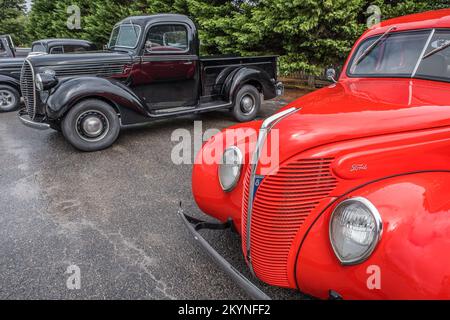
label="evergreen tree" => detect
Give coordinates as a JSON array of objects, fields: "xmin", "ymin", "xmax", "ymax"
[
  {"xmin": 0, "ymin": 0, "xmax": 28, "ymax": 45},
  {"xmin": 23, "ymin": 0, "xmax": 450, "ymax": 73}
]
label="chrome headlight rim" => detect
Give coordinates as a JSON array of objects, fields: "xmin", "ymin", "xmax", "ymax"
[
  {"xmin": 329, "ymin": 197, "xmax": 383, "ymax": 266},
  {"xmin": 35, "ymin": 69, "xmax": 57, "ymax": 92},
  {"xmin": 218, "ymin": 146, "xmax": 243, "ymax": 193},
  {"xmin": 35, "ymin": 73, "xmax": 44, "ymax": 91}
]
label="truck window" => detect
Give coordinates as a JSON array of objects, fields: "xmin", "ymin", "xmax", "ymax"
[
  {"xmin": 109, "ymin": 24, "xmax": 141, "ymax": 49},
  {"xmin": 63, "ymin": 45, "xmax": 88, "ymax": 53},
  {"xmin": 50, "ymin": 46, "xmax": 64, "ymax": 54},
  {"xmin": 32, "ymin": 43, "xmax": 46, "ymax": 53},
  {"xmin": 0, "ymin": 41, "xmax": 5, "ymax": 54},
  {"xmin": 145, "ymin": 24, "xmax": 188, "ymax": 54}
]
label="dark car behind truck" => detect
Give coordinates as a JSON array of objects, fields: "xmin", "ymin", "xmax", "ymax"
[
  {"xmin": 0, "ymin": 35, "xmax": 30, "ymax": 59},
  {"xmin": 18, "ymin": 14, "xmax": 283, "ymax": 152},
  {"xmin": 0, "ymin": 38, "xmax": 96, "ymax": 112}
]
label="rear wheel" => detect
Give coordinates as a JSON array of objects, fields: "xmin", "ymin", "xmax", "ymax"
[
  {"xmin": 0, "ymin": 85, "xmax": 20, "ymax": 113},
  {"xmin": 231, "ymin": 85, "xmax": 261, "ymax": 122},
  {"xmin": 61, "ymin": 99, "xmax": 120, "ymax": 152}
]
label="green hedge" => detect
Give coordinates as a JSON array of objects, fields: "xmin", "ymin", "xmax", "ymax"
[{"xmin": 8, "ymin": 0, "xmax": 450, "ymax": 74}]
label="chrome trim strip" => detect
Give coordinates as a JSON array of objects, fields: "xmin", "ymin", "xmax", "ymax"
[
  {"xmin": 412, "ymin": 29, "xmax": 435, "ymax": 78},
  {"xmin": 245, "ymin": 107, "xmax": 300, "ymax": 274}
]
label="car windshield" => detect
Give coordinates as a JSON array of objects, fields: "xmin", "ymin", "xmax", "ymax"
[
  {"xmin": 108, "ymin": 24, "xmax": 141, "ymax": 49},
  {"xmin": 348, "ymin": 29, "xmax": 450, "ymax": 83}
]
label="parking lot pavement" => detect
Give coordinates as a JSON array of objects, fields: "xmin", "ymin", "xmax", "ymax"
[{"xmin": 0, "ymin": 89, "xmax": 308, "ymax": 300}]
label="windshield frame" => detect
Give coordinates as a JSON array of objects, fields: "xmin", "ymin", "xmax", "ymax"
[
  {"xmin": 345, "ymin": 28, "xmax": 450, "ymax": 84},
  {"xmin": 108, "ymin": 23, "xmax": 142, "ymax": 50}
]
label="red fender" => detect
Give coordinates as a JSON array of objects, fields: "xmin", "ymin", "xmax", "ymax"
[
  {"xmin": 296, "ymin": 172, "xmax": 450, "ymax": 300},
  {"xmin": 192, "ymin": 121, "xmax": 261, "ymax": 232}
]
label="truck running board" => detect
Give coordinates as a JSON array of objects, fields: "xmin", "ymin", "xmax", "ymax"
[
  {"xmin": 178, "ymin": 204, "xmax": 271, "ymax": 300},
  {"xmin": 149, "ymin": 101, "xmax": 232, "ymax": 118}
]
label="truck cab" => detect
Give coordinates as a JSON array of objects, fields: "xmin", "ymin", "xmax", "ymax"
[{"xmin": 19, "ymin": 14, "xmax": 283, "ymax": 152}]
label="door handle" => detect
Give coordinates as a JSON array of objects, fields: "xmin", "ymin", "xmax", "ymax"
[{"xmin": 182, "ymin": 61, "xmax": 193, "ymax": 65}]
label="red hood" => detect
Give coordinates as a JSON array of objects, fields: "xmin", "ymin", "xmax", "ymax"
[{"xmin": 272, "ymin": 78, "xmax": 450, "ymax": 163}]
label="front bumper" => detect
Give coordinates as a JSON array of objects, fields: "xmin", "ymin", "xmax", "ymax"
[
  {"xmin": 18, "ymin": 110, "xmax": 50, "ymax": 130},
  {"xmin": 178, "ymin": 206, "xmax": 271, "ymax": 300}
]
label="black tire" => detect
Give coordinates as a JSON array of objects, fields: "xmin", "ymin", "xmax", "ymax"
[
  {"xmin": 0, "ymin": 84, "xmax": 20, "ymax": 113},
  {"xmin": 61, "ymin": 99, "xmax": 120, "ymax": 152},
  {"xmin": 231, "ymin": 85, "xmax": 261, "ymax": 122}
]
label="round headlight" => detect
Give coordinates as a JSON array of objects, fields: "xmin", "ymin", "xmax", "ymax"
[
  {"xmin": 219, "ymin": 147, "xmax": 243, "ymax": 192},
  {"xmin": 329, "ymin": 197, "xmax": 382, "ymax": 265},
  {"xmin": 35, "ymin": 69, "xmax": 57, "ymax": 92},
  {"xmin": 35, "ymin": 73, "xmax": 44, "ymax": 91}
]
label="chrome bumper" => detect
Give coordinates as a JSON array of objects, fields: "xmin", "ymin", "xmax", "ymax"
[
  {"xmin": 276, "ymin": 82, "xmax": 284, "ymax": 97},
  {"xmin": 178, "ymin": 205, "xmax": 271, "ymax": 300},
  {"xmin": 18, "ymin": 111, "xmax": 50, "ymax": 131}
]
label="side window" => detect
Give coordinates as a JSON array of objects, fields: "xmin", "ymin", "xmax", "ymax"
[
  {"xmin": 0, "ymin": 41, "xmax": 5, "ymax": 53},
  {"xmin": 144, "ymin": 24, "xmax": 188, "ymax": 54},
  {"xmin": 416, "ymin": 30, "xmax": 450, "ymax": 81},
  {"xmin": 63, "ymin": 45, "xmax": 88, "ymax": 53},
  {"xmin": 50, "ymin": 46, "xmax": 63, "ymax": 54},
  {"xmin": 32, "ymin": 43, "xmax": 46, "ymax": 53}
]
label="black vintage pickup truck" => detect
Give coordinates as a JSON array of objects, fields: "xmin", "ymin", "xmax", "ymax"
[
  {"xmin": 0, "ymin": 37, "xmax": 95, "ymax": 112},
  {"xmin": 18, "ymin": 14, "xmax": 283, "ymax": 152}
]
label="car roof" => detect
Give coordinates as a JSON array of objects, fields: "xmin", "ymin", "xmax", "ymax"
[
  {"xmin": 32, "ymin": 39, "xmax": 94, "ymax": 47},
  {"xmin": 117, "ymin": 14, "xmax": 194, "ymax": 28},
  {"xmin": 365, "ymin": 9, "xmax": 450, "ymax": 37}
]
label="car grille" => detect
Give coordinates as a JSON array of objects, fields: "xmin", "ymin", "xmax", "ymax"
[
  {"xmin": 20, "ymin": 60, "xmax": 36, "ymax": 119},
  {"xmin": 242, "ymin": 157, "xmax": 338, "ymax": 288}
]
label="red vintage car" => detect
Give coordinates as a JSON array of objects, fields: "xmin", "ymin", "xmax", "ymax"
[{"xmin": 180, "ymin": 9, "xmax": 450, "ymax": 300}]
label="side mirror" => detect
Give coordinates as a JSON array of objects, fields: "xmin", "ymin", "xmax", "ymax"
[
  {"xmin": 326, "ymin": 68, "xmax": 337, "ymax": 83},
  {"xmin": 103, "ymin": 44, "xmax": 109, "ymax": 51}
]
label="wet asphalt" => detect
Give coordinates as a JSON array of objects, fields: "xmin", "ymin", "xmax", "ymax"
[{"xmin": 0, "ymin": 90, "xmax": 307, "ymax": 300}]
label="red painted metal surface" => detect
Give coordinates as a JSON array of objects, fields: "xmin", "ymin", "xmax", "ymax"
[{"xmin": 192, "ymin": 9, "xmax": 450, "ymax": 299}]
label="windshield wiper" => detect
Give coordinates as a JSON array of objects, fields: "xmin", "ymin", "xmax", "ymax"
[
  {"xmin": 422, "ymin": 40, "xmax": 450, "ymax": 59},
  {"xmin": 354, "ymin": 26, "xmax": 397, "ymax": 66}
]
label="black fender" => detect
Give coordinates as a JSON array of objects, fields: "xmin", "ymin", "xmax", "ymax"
[
  {"xmin": 46, "ymin": 77, "xmax": 149, "ymax": 125},
  {"xmin": 0, "ymin": 75, "xmax": 20, "ymax": 92},
  {"xmin": 222, "ymin": 67, "xmax": 277, "ymax": 103}
]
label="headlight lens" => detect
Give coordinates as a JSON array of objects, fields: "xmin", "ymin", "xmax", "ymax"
[
  {"xmin": 35, "ymin": 69, "xmax": 57, "ymax": 91},
  {"xmin": 330, "ymin": 197, "xmax": 382, "ymax": 265},
  {"xmin": 35, "ymin": 74, "xmax": 44, "ymax": 91},
  {"xmin": 219, "ymin": 147, "xmax": 243, "ymax": 192}
]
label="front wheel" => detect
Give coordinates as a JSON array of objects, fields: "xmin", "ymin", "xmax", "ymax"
[
  {"xmin": 231, "ymin": 85, "xmax": 261, "ymax": 122},
  {"xmin": 0, "ymin": 85, "xmax": 20, "ymax": 113},
  {"xmin": 61, "ymin": 99, "xmax": 120, "ymax": 152}
]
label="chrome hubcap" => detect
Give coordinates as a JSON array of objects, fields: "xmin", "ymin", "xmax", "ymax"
[
  {"xmin": 76, "ymin": 110, "xmax": 110, "ymax": 142},
  {"xmin": 0, "ymin": 89, "xmax": 16, "ymax": 110},
  {"xmin": 82, "ymin": 116, "xmax": 104, "ymax": 137},
  {"xmin": 240, "ymin": 95, "xmax": 255, "ymax": 114}
]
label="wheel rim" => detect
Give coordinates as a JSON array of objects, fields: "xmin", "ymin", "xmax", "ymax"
[
  {"xmin": 76, "ymin": 110, "xmax": 110, "ymax": 142},
  {"xmin": 0, "ymin": 89, "xmax": 16, "ymax": 111},
  {"xmin": 240, "ymin": 94, "xmax": 256, "ymax": 115}
]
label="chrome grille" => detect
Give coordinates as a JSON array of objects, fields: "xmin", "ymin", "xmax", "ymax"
[
  {"xmin": 242, "ymin": 157, "xmax": 338, "ymax": 288},
  {"xmin": 20, "ymin": 60, "xmax": 36, "ymax": 119}
]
